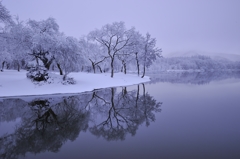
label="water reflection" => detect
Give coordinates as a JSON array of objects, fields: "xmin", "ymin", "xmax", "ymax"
[
  {"xmin": 0, "ymin": 84, "xmax": 161, "ymax": 159},
  {"xmin": 90, "ymin": 86, "xmax": 161, "ymax": 141},
  {"xmin": 148, "ymin": 71, "xmax": 240, "ymax": 84}
]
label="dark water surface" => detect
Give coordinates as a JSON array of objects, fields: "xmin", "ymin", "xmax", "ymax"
[{"xmin": 0, "ymin": 71, "xmax": 240, "ymax": 159}]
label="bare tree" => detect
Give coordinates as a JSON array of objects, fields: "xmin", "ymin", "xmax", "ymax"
[
  {"xmin": 79, "ymin": 38, "xmax": 109, "ymax": 73},
  {"xmin": 88, "ymin": 22, "xmax": 134, "ymax": 77},
  {"xmin": 141, "ymin": 33, "xmax": 162, "ymax": 78},
  {"xmin": 120, "ymin": 30, "xmax": 144, "ymax": 75}
]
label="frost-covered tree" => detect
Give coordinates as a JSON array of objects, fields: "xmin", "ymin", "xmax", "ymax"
[
  {"xmin": 0, "ymin": 49, "xmax": 11, "ymax": 71},
  {"xmin": 0, "ymin": 1, "xmax": 12, "ymax": 24},
  {"xmin": 6, "ymin": 18, "xmax": 32, "ymax": 71},
  {"xmin": 27, "ymin": 17, "xmax": 59, "ymax": 70},
  {"xmin": 88, "ymin": 22, "xmax": 135, "ymax": 77},
  {"xmin": 0, "ymin": 29, "xmax": 9, "ymax": 71},
  {"xmin": 116, "ymin": 44, "xmax": 137, "ymax": 74},
  {"xmin": 24, "ymin": 17, "xmax": 61, "ymax": 82},
  {"xmin": 121, "ymin": 30, "xmax": 145, "ymax": 75},
  {"xmin": 54, "ymin": 35, "xmax": 83, "ymax": 80},
  {"xmin": 140, "ymin": 33, "xmax": 161, "ymax": 78},
  {"xmin": 79, "ymin": 37, "xmax": 109, "ymax": 73},
  {"xmin": 0, "ymin": 2, "xmax": 12, "ymax": 71}
]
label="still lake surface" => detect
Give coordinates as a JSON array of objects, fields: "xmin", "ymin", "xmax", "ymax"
[{"xmin": 0, "ymin": 71, "xmax": 240, "ymax": 159}]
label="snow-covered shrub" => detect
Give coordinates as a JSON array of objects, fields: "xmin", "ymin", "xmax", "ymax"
[
  {"xmin": 26, "ymin": 67, "xmax": 49, "ymax": 82},
  {"xmin": 27, "ymin": 67, "xmax": 77, "ymax": 85},
  {"xmin": 61, "ymin": 77, "xmax": 76, "ymax": 85},
  {"xmin": 45, "ymin": 73, "xmax": 76, "ymax": 85}
]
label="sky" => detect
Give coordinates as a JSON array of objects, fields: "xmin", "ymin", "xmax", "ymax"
[{"xmin": 2, "ymin": 0, "xmax": 240, "ymax": 56}]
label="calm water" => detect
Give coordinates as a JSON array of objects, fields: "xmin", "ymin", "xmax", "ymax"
[{"xmin": 0, "ymin": 71, "xmax": 240, "ymax": 159}]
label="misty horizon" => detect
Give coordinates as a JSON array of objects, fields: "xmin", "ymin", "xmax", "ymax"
[{"xmin": 2, "ymin": 0, "xmax": 240, "ymax": 56}]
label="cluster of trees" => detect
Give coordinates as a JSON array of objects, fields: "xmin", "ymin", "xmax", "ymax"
[
  {"xmin": 148, "ymin": 55, "xmax": 240, "ymax": 72},
  {"xmin": 0, "ymin": 2, "xmax": 161, "ymax": 81}
]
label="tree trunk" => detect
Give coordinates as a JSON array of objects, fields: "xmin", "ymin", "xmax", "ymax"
[
  {"xmin": 57, "ymin": 63, "xmax": 63, "ymax": 75},
  {"xmin": 110, "ymin": 58, "xmax": 114, "ymax": 78},
  {"xmin": 17, "ymin": 62, "xmax": 20, "ymax": 72},
  {"xmin": 92, "ymin": 63, "xmax": 96, "ymax": 73},
  {"xmin": 45, "ymin": 59, "xmax": 53, "ymax": 70},
  {"xmin": 137, "ymin": 64, "xmax": 140, "ymax": 76},
  {"xmin": 35, "ymin": 57, "xmax": 39, "ymax": 67},
  {"xmin": 124, "ymin": 63, "xmax": 127, "ymax": 74},
  {"xmin": 1, "ymin": 61, "xmax": 5, "ymax": 71},
  {"xmin": 141, "ymin": 64, "xmax": 146, "ymax": 78},
  {"xmin": 63, "ymin": 74, "xmax": 67, "ymax": 81},
  {"xmin": 97, "ymin": 65, "xmax": 103, "ymax": 73},
  {"xmin": 135, "ymin": 53, "xmax": 140, "ymax": 76},
  {"xmin": 89, "ymin": 59, "xmax": 96, "ymax": 73},
  {"xmin": 6, "ymin": 63, "xmax": 10, "ymax": 69}
]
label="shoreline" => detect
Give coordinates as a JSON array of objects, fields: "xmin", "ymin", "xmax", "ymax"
[{"xmin": 0, "ymin": 70, "xmax": 150, "ymax": 98}]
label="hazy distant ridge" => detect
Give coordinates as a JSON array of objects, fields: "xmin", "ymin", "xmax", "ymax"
[
  {"xmin": 148, "ymin": 54, "xmax": 240, "ymax": 72},
  {"xmin": 165, "ymin": 51, "xmax": 240, "ymax": 62}
]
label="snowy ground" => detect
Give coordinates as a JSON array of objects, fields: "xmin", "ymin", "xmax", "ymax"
[{"xmin": 0, "ymin": 70, "xmax": 150, "ymax": 97}]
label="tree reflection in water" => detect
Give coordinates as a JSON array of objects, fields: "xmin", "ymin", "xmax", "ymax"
[
  {"xmin": 0, "ymin": 84, "xmax": 162, "ymax": 159},
  {"xmin": 90, "ymin": 85, "xmax": 161, "ymax": 141}
]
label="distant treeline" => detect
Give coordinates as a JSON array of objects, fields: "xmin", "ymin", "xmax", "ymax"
[
  {"xmin": 147, "ymin": 71, "xmax": 240, "ymax": 85},
  {"xmin": 148, "ymin": 55, "xmax": 240, "ymax": 72}
]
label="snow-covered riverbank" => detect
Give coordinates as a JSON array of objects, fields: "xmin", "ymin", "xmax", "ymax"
[{"xmin": 0, "ymin": 70, "xmax": 150, "ymax": 97}]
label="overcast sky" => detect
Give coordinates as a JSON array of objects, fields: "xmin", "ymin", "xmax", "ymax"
[{"xmin": 2, "ymin": 0, "xmax": 240, "ymax": 56}]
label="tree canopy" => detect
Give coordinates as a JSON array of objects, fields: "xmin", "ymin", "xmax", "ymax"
[
  {"xmin": 0, "ymin": 1, "xmax": 12, "ymax": 24},
  {"xmin": 0, "ymin": 2, "xmax": 163, "ymax": 83}
]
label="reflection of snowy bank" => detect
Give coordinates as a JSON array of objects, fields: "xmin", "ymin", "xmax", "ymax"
[{"xmin": 147, "ymin": 71, "xmax": 240, "ymax": 85}]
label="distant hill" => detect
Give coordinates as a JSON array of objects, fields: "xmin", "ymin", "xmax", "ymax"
[
  {"xmin": 164, "ymin": 51, "xmax": 240, "ymax": 62},
  {"xmin": 148, "ymin": 51, "xmax": 240, "ymax": 72}
]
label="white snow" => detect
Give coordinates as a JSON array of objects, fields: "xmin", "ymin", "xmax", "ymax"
[{"xmin": 0, "ymin": 70, "xmax": 150, "ymax": 97}]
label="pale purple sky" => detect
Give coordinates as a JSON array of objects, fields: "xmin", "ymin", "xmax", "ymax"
[{"xmin": 2, "ymin": 0, "xmax": 240, "ymax": 56}]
